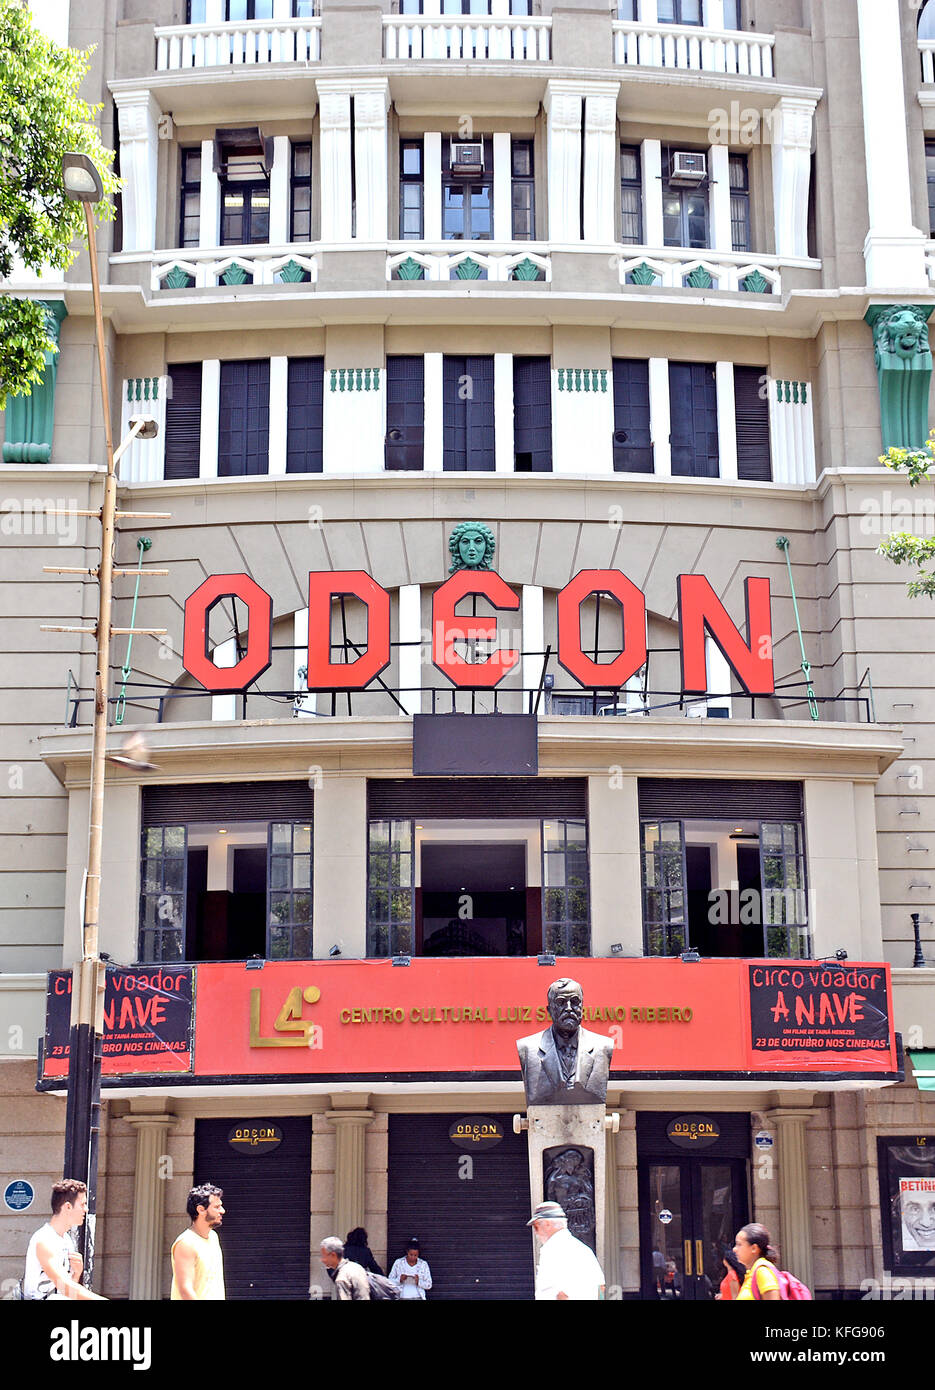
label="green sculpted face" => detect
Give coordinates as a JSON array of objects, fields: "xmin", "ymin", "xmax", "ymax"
[
  {"xmin": 885, "ymin": 310, "xmax": 929, "ymax": 362},
  {"xmin": 448, "ymin": 522, "xmax": 495, "ymax": 573}
]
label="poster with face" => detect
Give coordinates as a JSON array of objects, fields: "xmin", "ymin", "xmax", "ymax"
[
  {"xmin": 899, "ymin": 1178, "xmax": 935, "ymax": 1252},
  {"xmin": 878, "ymin": 1138, "xmax": 935, "ymax": 1272}
]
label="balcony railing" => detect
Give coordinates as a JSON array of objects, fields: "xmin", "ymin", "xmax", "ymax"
[
  {"xmin": 383, "ymin": 14, "xmax": 551, "ymax": 61},
  {"xmin": 149, "ymin": 246, "xmax": 319, "ymax": 290},
  {"xmin": 387, "ymin": 244, "xmax": 550, "ymax": 282},
  {"xmin": 922, "ymin": 40, "xmax": 935, "ymax": 83},
  {"xmin": 612, "ymin": 19, "xmax": 773, "ymax": 77},
  {"xmin": 616, "ymin": 248, "xmax": 783, "ymax": 294},
  {"xmin": 155, "ymin": 17, "xmax": 321, "ymax": 71}
]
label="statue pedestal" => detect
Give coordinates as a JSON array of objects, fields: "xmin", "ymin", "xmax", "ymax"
[{"xmin": 523, "ymin": 1103, "xmax": 608, "ymax": 1273}]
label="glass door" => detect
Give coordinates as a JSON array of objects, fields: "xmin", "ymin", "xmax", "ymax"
[{"xmin": 641, "ymin": 1157, "xmax": 748, "ymax": 1300}]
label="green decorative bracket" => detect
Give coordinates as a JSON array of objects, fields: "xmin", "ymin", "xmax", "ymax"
[
  {"xmin": 454, "ymin": 257, "xmax": 484, "ymax": 280},
  {"xmin": 164, "ymin": 264, "xmax": 195, "ymax": 289},
  {"xmin": 396, "ymin": 257, "xmax": 425, "ymax": 280},
  {"xmin": 865, "ymin": 304, "xmax": 934, "ymax": 450},
  {"xmin": 775, "ymin": 380, "xmax": 808, "ymax": 405},
  {"xmin": 220, "ymin": 262, "xmax": 250, "ymax": 286},
  {"xmin": 2, "ymin": 300, "xmax": 67, "ymax": 464},
  {"xmin": 512, "ymin": 258, "xmax": 542, "ymax": 282},
  {"xmin": 329, "ymin": 368, "xmax": 381, "ymax": 392},
  {"xmin": 127, "ymin": 378, "xmax": 160, "ymax": 405},
  {"xmin": 776, "ymin": 536, "xmax": 819, "ymax": 722},
  {"xmin": 741, "ymin": 269, "xmax": 770, "ymax": 294},
  {"xmin": 685, "ymin": 266, "xmax": 714, "ymax": 289},
  {"xmin": 556, "ymin": 368, "xmax": 608, "ymax": 393},
  {"xmin": 448, "ymin": 522, "xmax": 496, "ymax": 574},
  {"xmin": 627, "ymin": 262, "xmax": 658, "ymax": 286},
  {"xmin": 277, "ymin": 259, "xmax": 310, "ymax": 283}
]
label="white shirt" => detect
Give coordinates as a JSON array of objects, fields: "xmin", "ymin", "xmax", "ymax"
[
  {"xmin": 535, "ymin": 1226, "xmax": 605, "ymax": 1301},
  {"xmin": 24, "ymin": 1223, "xmax": 73, "ymax": 1300},
  {"xmin": 389, "ymin": 1256, "xmax": 432, "ymax": 1299}
]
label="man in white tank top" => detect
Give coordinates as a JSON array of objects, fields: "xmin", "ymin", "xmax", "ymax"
[
  {"xmin": 23, "ymin": 1179, "xmax": 106, "ymax": 1300},
  {"xmin": 170, "ymin": 1183, "xmax": 226, "ymax": 1299}
]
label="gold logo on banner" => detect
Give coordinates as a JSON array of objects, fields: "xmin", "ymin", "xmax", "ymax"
[{"xmin": 249, "ymin": 985, "xmax": 321, "ymax": 1048}]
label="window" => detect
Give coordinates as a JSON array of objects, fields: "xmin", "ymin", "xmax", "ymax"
[
  {"xmin": 226, "ymin": 1, "xmax": 275, "ymax": 17},
  {"xmin": 620, "ymin": 144, "xmax": 643, "ymax": 246},
  {"xmin": 542, "ymin": 819, "xmax": 590, "ymax": 956},
  {"xmin": 443, "ymin": 355, "xmax": 495, "ymax": 470},
  {"xmin": 723, "ymin": 0, "xmax": 740, "ymax": 26},
  {"xmin": 662, "ymin": 146, "xmax": 709, "ymax": 249},
  {"xmin": 179, "ymin": 149, "xmax": 201, "ymax": 248},
  {"xmin": 927, "ymin": 141, "xmax": 935, "ymax": 236},
  {"xmin": 658, "ymin": 0, "xmax": 702, "ymax": 23},
  {"xmin": 923, "ymin": 0, "xmax": 935, "ymax": 40},
  {"xmin": 290, "ymin": 142, "xmax": 312, "ymax": 242},
  {"xmin": 138, "ymin": 783, "xmax": 314, "ymax": 963},
  {"xmin": 669, "ymin": 361, "xmax": 718, "ymax": 477},
  {"xmin": 443, "ymin": 136, "xmax": 494, "ymax": 241},
  {"xmin": 400, "ymin": 0, "xmax": 532, "ymax": 10},
  {"xmin": 612, "ymin": 359, "xmax": 653, "ymax": 472},
  {"xmin": 734, "ymin": 365, "xmax": 771, "ymax": 482},
  {"xmin": 513, "ymin": 357, "xmax": 551, "ymax": 471},
  {"xmin": 385, "ymin": 357, "xmax": 425, "ymax": 471},
  {"xmin": 164, "ymin": 363, "xmax": 202, "ymax": 481},
  {"xmin": 617, "ymin": 1, "xmax": 637, "ymax": 18},
  {"xmin": 512, "ymin": 140, "xmax": 535, "ymax": 240},
  {"xmin": 218, "ymin": 359, "xmax": 270, "ymax": 476},
  {"xmin": 217, "ymin": 131, "xmax": 271, "ymax": 247},
  {"xmin": 286, "ymin": 358, "xmax": 324, "ymax": 473},
  {"xmin": 639, "ymin": 780, "xmax": 809, "ymax": 960},
  {"xmin": 367, "ymin": 818, "xmax": 414, "ymax": 957},
  {"xmin": 729, "ymin": 153, "xmax": 750, "ymax": 254},
  {"xmin": 400, "ymin": 139, "xmax": 424, "ymax": 240}
]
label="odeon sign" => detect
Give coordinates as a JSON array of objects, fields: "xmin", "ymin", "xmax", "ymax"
[{"xmin": 181, "ymin": 568, "xmax": 775, "ymax": 697}]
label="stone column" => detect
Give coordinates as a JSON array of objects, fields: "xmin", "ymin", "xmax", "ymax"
[
  {"xmin": 545, "ymin": 82, "xmax": 582, "ymax": 243},
  {"xmin": 603, "ymin": 1115, "xmax": 622, "ymax": 1293},
  {"xmin": 765, "ymin": 1103, "xmax": 816, "ymax": 1294},
  {"xmin": 583, "ymin": 85, "xmax": 620, "ymax": 246},
  {"xmin": 641, "ymin": 139, "xmax": 663, "ymax": 247},
  {"xmin": 709, "ymin": 144, "xmax": 733, "ymax": 254},
  {"xmin": 318, "ymin": 84, "xmax": 353, "ymax": 242},
  {"xmin": 326, "ymin": 1095, "xmax": 374, "ymax": 1239},
  {"xmin": 770, "ymin": 97, "xmax": 816, "ymax": 260},
  {"xmin": 114, "ymin": 91, "xmax": 161, "ymax": 253},
  {"xmin": 856, "ymin": 0, "xmax": 927, "ymax": 288},
  {"xmin": 353, "ymin": 81, "xmax": 391, "ymax": 241},
  {"xmin": 125, "ymin": 1108, "xmax": 176, "ymax": 1301}
]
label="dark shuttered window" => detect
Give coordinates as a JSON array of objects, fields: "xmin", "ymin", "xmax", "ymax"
[
  {"xmin": 669, "ymin": 361, "xmax": 718, "ymax": 478},
  {"xmin": 734, "ymin": 365, "xmax": 771, "ymax": 482},
  {"xmin": 218, "ymin": 359, "xmax": 270, "ymax": 476},
  {"xmin": 385, "ymin": 356, "xmax": 425, "ymax": 470},
  {"xmin": 164, "ymin": 363, "xmax": 202, "ymax": 480},
  {"xmin": 612, "ymin": 359, "xmax": 653, "ymax": 472},
  {"xmin": 513, "ymin": 356, "xmax": 551, "ymax": 472},
  {"xmin": 286, "ymin": 357, "xmax": 324, "ymax": 473},
  {"xmin": 443, "ymin": 355, "xmax": 495, "ymax": 471}
]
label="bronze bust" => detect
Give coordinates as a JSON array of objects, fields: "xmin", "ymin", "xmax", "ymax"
[{"xmin": 516, "ymin": 978, "xmax": 615, "ymax": 1107}]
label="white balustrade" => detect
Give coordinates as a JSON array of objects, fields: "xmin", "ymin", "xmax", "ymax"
[
  {"xmin": 612, "ymin": 20, "xmax": 773, "ymax": 77},
  {"xmin": 383, "ymin": 15, "xmax": 550, "ymax": 61},
  {"xmin": 922, "ymin": 40, "xmax": 935, "ymax": 84},
  {"xmin": 386, "ymin": 245, "xmax": 551, "ymax": 282},
  {"xmin": 615, "ymin": 249, "xmax": 782, "ymax": 294},
  {"xmin": 150, "ymin": 246, "xmax": 319, "ymax": 291},
  {"xmin": 155, "ymin": 18, "xmax": 321, "ymax": 71}
]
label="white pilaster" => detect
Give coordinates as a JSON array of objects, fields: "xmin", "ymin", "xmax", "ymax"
[
  {"xmin": 522, "ymin": 586, "xmax": 545, "ymax": 707},
  {"xmin": 211, "ymin": 639, "xmax": 237, "ymax": 722},
  {"xmin": 715, "ymin": 361, "xmax": 737, "ymax": 480},
  {"xmin": 269, "ymin": 135, "xmax": 290, "ymax": 246},
  {"xmin": 272, "ymin": 0, "xmax": 292, "ymax": 17},
  {"xmin": 424, "ymin": 133, "xmax": 443, "ymax": 242},
  {"xmin": 637, "ymin": 0, "xmax": 658, "ymax": 20},
  {"xmin": 317, "ymin": 84, "xmax": 353, "ymax": 242},
  {"xmin": 322, "ymin": 368, "xmax": 385, "ymax": 473},
  {"xmin": 768, "ymin": 379, "xmax": 816, "ymax": 486},
  {"xmin": 205, "ymin": 0, "xmax": 224, "ymax": 21},
  {"xmin": 294, "ymin": 608, "xmax": 316, "ymax": 716},
  {"xmin": 583, "ymin": 85, "xmax": 620, "ymax": 246},
  {"xmin": 493, "ymin": 132, "xmax": 513, "ymax": 243},
  {"xmin": 495, "ymin": 353, "xmax": 514, "ymax": 473},
  {"xmin": 856, "ymin": 0, "xmax": 927, "ymax": 287},
  {"xmin": 199, "ymin": 138, "xmax": 219, "ymax": 249},
  {"xmin": 120, "ymin": 377, "xmax": 167, "ymax": 484},
  {"xmin": 114, "ymin": 92, "xmax": 161, "ymax": 254},
  {"xmin": 641, "ymin": 138, "xmax": 663, "ymax": 248},
  {"xmin": 770, "ymin": 97, "xmax": 815, "ymax": 259},
  {"xmin": 268, "ymin": 357, "xmax": 288, "ymax": 476},
  {"xmin": 353, "ymin": 81, "xmax": 391, "ymax": 241},
  {"xmin": 709, "ymin": 143, "xmax": 733, "ymax": 253},
  {"xmin": 545, "ymin": 82, "xmax": 582, "ymax": 242},
  {"xmin": 688, "ymin": 636, "xmax": 732, "ymax": 717},
  {"xmin": 552, "ymin": 369, "xmax": 614, "ymax": 475},
  {"xmin": 424, "ymin": 353, "xmax": 443, "ymax": 471},
  {"xmin": 703, "ymin": 0, "xmax": 725, "ymax": 29},
  {"xmin": 200, "ymin": 360, "xmax": 220, "ymax": 479},
  {"xmin": 648, "ymin": 358, "xmax": 671, "ymax": 478},
  {"xmin": 398, "ymin": 584, "xmax": 423, "ymax": 715}
]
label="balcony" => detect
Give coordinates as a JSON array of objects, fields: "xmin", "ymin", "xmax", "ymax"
[
  {"xmin": 612, "ymin": 19, "xmax": 773, "ymax": 78},
  {"xmin": 615, "ymin": 248, "xmax": 784, "ymax": 295},
  {"xmin": 154, "ymin": 17, "xmax": 321, "ymax": 71},
  {"xmin": 383, "ymin": 14, "xmax": 551, "ymax": 61}
]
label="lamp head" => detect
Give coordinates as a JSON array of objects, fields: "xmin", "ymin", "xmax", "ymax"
[{"xmin": 62, "ymin": 152, "xmax": 104, "ymax": 204}]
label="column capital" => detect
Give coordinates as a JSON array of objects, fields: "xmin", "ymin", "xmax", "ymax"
[
  {"xmin": 584, "ymin": 89, "xmax": 620, "ymax": 134},
  {"xmin": 124, "ymin": 1112, "xmax": 177, "ymax": 1132},
  {"xmin": 544, "ymin": 81, "xmax": 583, "ymax": 129},
  {"xmin": 325, "ymin": 1110, "xmax": 375, "ymax": 1129},
  {"xmin": 770, "ymin": 96, "xmax": 818, "ymax": 150},
  {"xmin": 114, "ymin": 89, "xmax": 163, "ymax": 138},
  {"xmin": 317, "ymin": 85, "xmax": 352, "ymax": 130}
]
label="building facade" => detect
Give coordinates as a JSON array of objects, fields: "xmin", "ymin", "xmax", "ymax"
[{"xmin": 2, "ymin": 0, "xmax": 935, "ymax": 1301}]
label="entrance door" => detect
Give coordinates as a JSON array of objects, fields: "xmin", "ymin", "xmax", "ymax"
[
  {"xmin": 639, "ymin": 1157, "xmax": 748, "ymax": 1300},
  {"xmin": 418, "ymin": 841, "xmax": 530, "ymax": 955}
]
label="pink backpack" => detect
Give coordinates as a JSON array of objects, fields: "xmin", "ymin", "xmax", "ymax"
[{"xmin": 751, "ymin": 1265, "xmax": 812, "ymax": 1301}]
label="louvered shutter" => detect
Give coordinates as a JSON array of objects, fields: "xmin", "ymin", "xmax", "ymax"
[
  {"xmin": 443, "ymin": 356, "xmax": 494, "ymax": 471},
  {"xmin": 385, "ymin": 356, "xmax": 425, "ymax": 470},
  {"xmin": 164, "ymin": 363, "xmax": 202, "ymax": 480},
  {"xmin": 513, "ymin": 356, "xmax": 552, "ymax": 472},
  {"xmin": 638, "ymin": 778, "xmax": 803, "ymax": 820},
  {"xmin": 734, "ymin": 365, "xmax": 772, "ymax": 482},
  {"xmin": 142, "ymin": 780, "xmax": 314, "ymax": 826},
  {"xmin": 612, "ymin": 359, "xmax": 653, "ymax": 472},
  {"xmin": 669, "ymin": 362, "xmax": 719, "ymax": 477},
  {"xmin": 219, "ymin": 359, "xmax": 270, "ymax": 476},
  {"xmin": 286, "ymin": 357, "xmax": 324, "ymax": 473},
  {"xmin": 368, "ymin": 777, "xmax": 587, "ymax": 819}
]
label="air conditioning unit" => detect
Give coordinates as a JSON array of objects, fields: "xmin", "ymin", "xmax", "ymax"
[
  {"xmin": 450, "ymin": 140, "xmax": 484, "ymax": 176},
  {"xmin": 669, "ymin": 151, "xmax": 707, "ymax": 185}
]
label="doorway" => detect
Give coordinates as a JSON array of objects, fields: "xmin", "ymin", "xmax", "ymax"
[
  {"xmin": 637, "ymin": 1113, "xmax": 750, "ymax": 1300},
  {"xmin": 419, "ymin": 840, "xmax": 533, "ymax": 955}
]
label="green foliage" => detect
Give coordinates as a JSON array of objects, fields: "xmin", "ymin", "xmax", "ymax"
[
  {"xmin": 878, "ymin": 430, "xmax": 935, "ymax": 596},
  {"xmin": 0, "ymin": 0, "xmax": 118, "ymax": 406}
]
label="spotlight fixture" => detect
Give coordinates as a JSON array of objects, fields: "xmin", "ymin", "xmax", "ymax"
[
  {"xmin": 392, "ymin": 954, "xmax": 411, "ymax": 967},
  {"xmin": 537, "ymin": 952, "xmax": 556, "ymax": 967},
  {"xmin": 610, "ymin": 943, "xmax": 624, "ymax": 955},
  {"xmin": 328, "ymin": 944, "xmax": 342, "ymax": 958},
  {"xmin": 729, "ymin": 829, "xmax": 759, "ymax": 841},
  {"xmin": 245, "ymin": 956, "xmax": 266, "ymax": 971},
  {"xmin": 680, "ymin": 948, "xmax": 701, "ymax": 963}
]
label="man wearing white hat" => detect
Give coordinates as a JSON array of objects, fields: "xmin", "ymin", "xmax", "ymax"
[{"xmin": 527, "ymin": 1201, "xmax": 605, "ymax": 1301}]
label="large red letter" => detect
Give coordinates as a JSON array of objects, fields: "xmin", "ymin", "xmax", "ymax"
[
  {"xmin": 306, "ymin": 570, "xmax": 391, "ymax": 690},
  {"xmin": 678, "ymin": 575, "xmax": 774, "ymax": 695},
  {"xmin": 432, "ymin": 570, "xmax": 520, "ymax": 688},
  {"xmin": 182, "ymin": 574, "xmax": 272, "ymax": 693},
  {"xmin": 556, "ymin": 570, "xmax": 647, "ymax": 689}
]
